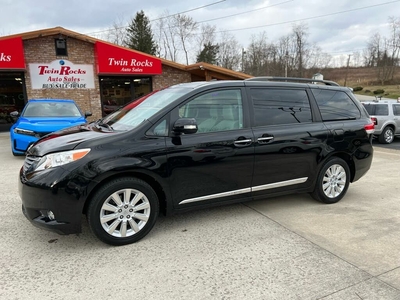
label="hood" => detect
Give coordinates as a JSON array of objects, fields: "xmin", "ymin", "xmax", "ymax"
[
  {"xmin": 27, "ymin": 123, "xmax": 117, "ymax": 156},
  {"xmin": 15, "ymin": 116, "xmax": 87, "ymax": 132}
]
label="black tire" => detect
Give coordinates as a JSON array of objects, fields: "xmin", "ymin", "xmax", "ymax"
[
  {"xmin": 311, "ymin": 158, "xmax": 350, "ymax": 204},
  {"xmin": 87, "ymin": 177, "xmax": 159, "ymax": 246},
  {"xmin": 378, "ymin": 126, "xmax": 394, "ymax": 144}
]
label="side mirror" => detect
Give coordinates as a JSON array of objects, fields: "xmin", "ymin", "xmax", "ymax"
[
  {"xmin": 173, "ymin": 118, "xmax": 198, "ymax": 134},
  {"xmin": 10, "ymin": 111, "xmax": 19, "ymax": 117},
  {"xmin": 84, "ymin": 111, "xmax": 92, "ymax": 118}
]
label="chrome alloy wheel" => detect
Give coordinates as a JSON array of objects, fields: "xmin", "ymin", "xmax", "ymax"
[
  {"xmin": 100, "ymin": 188, "xmax": 151, "ymax": 238},
  {"xmin": 384, "ymin": 129, "xmax": 394, "ymax": 143},
  {"xmin": 322, "ymin": 164, "xmax": 347, "ymax": 199}
]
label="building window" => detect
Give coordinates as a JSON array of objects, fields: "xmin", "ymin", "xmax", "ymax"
[{"xmin": 55, "ymin": 38, "xmax": 67, "ymax": 56}]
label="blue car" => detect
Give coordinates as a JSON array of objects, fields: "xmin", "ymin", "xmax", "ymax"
[{"xmin": 10, "ymin": 99, "xmax": 92, "ymax": 156}]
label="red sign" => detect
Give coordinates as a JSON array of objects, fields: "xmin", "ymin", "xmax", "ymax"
[
  {"xmin": 0, "ymin": 37, "xmax": 25, "ymax": 70},
  {"xmin": 95, "ymin": 41, "xmax": 162, "ymax": 75}
]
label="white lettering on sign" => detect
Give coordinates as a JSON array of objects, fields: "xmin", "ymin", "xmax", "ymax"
[
  {"xmin": 108, "ymin": 58, "xmax": 128, "ymax": 66},
  {"xmin": 29, "ymin": 60, "xmax": 94, "ymax": 89},
  {"xmin": 131, "ymin": 59, "xmax": 153, "ymax": 67},
  {"xmin": 0, "ymin": 52, "xmax": 11, "ymax": 62},
  {"xmin": 107, "ymin": 57, "xmax": 153, "ymax": 72}
]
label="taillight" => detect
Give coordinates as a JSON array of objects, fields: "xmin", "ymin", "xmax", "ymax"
[
  {"xmin": 364, "ymin": 120, "xmax": 375, "ymax": 134},
  {"xmin": 371, "ymin": 117, "xmax": 378, "ymax": 125}
]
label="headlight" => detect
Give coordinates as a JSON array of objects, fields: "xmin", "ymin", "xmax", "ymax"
[
  {"xmin": 14, "ymin": 128, "xmax": 35, "ymax": 136},
  {"xmin": 35, "ymin": 149, "xmax": 91, "ymax": 171}
]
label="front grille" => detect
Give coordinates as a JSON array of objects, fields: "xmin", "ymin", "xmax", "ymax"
[{"xmin": 23, "ymin": 155, "xmax": 41, "ymax": 173}]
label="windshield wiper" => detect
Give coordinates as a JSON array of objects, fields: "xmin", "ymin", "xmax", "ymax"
[{"xmin": 94, "ymin": 119, "xmax": 114, "ymax": 131}]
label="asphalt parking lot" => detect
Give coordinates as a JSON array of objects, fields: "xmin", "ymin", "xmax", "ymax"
[{"xmin": 1, "ymin": 132, "xmax": 400, "ymax": 300}]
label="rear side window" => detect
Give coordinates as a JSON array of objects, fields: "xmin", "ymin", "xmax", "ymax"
[
  {"xmin": 393, "ymin": 104, "xmax": 400, "ymax": 116},
  {"xmin": 249, "ymin": 88, "xmax": 312, "ymax": 126},
  {"xmin": 362, "ymin": 103, "xmax": 389, "ymax": 116},
  {"xmin": 312, "ymin": 89, "xmax": 361, "ymax": 121}
]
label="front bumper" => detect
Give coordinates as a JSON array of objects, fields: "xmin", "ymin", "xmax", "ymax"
[
  {"xmin": 19, "ymin": 165, "xmax": 89, "ymax": 235},
  {"xmin": 11, "ymin": 132, "xmax": 38, "ymax": 153}
]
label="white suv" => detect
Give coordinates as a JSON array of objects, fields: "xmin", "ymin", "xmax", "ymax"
[{"xmin": 362, "ymin": 100, "xmax": 400, "ymax": 144}]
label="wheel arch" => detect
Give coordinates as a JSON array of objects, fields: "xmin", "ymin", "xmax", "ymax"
[{"xmin": 83, "ymin": 171, "xmax": 169, "ymax": 216}]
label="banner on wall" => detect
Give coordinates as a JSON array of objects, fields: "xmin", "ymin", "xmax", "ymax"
[
  {"xmin": 95, "ymin": 41, "xmax": 162, "ymax": 75},
  {"xmin": 0, "ymin": 37, "xmax": 25, "ymax": 70},
  {"xmin": 29, "ymin": 59, "xmax": 95, "ymax": 89}
]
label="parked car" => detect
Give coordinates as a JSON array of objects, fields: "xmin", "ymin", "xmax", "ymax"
[
  {"xmin": 102, "ymin": 99, "xmax": 120, "ymax": 115},
  {"xmin": 10, "ymin": 99, "xmax": 92, "ymax": 155},
  {"xmin": 0, "ymin": 94, "xmax": 18, "ymax": 124},
  {"xmin": 18, "ymin": 78, "xmax": 374, "ymax": 246},
  {"xmin": 362, "ymin": 100, "xmax": 400, "ymax": 144}
]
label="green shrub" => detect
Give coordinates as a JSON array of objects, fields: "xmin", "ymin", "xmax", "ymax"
[
  {"xmin": 373, "ymin": 89, "xmax": 385, "ymax": 95},
  {"xmin": 353, "ymin": 86, "xmax": 363, "ymax": 92}
]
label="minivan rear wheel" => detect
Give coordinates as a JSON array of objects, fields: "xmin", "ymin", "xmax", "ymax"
[
  {"xmin": 378, "ymin": 126, "xmax": 394, "ymax": 144},
  {"xmin": 87, "ymin": 177, "xmax": 159, "ymax": 246},
  {"xmin": 311, "ymin": 158, "xmax": 350, "ymax": 204}
]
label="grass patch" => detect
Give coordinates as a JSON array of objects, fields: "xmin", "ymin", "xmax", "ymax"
[{"xmin": 351, "ymin": 84, "xmax": 400, "ymax": 99}]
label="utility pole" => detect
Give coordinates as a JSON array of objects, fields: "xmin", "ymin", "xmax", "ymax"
[
  {"xmin": 241, "ymin": 48, "xmax": 246, "ymax": 72},
  {"xmin": 344, "ymin": 54, "xmax": 351, "ymax": 87},
  {"xmin": 285, "ymin": 51, "xmax": 289, "ymax": 77}
]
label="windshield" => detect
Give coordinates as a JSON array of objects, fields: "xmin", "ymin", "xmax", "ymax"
[
  {"xmin": 102, "ymin": 88, "xmax": 188, "ymax": 131},
  {"xmin": 22, "ymin": 101, "xmax": 82, "ymax": 117}
]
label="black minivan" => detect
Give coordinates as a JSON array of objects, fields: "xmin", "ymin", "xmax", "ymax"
[{"xmin": 19, "ymin": 78, "xmax": 375, "ymax": 245}]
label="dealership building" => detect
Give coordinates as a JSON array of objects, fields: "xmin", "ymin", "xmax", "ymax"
[{"xmin": 0, "ymin": 27, "xmax": 251, "ymax": 131}]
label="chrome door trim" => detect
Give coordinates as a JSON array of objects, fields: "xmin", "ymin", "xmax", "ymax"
[
  {"xmin": 179, "ymin": 188, "xmax": 251, "ymax": 205},
  {"xmin": 178, "ymin": 177, "xmax": 308, "ymax": 205},
  {"xmin": 251, "ymin": 177, "xmax": 308, "ymax": 192}
]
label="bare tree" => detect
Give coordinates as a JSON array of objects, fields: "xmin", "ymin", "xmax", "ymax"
[
  {"xmin": 245, "ymin": 32, "xmax": 269, "ymax": 75},
  {"xmin": 104, "ymin": 17, "xmax": 127, "ymax": 46},
  {"xmin": 292, "ymin": 23, "xmax": 309, "ymax": 77},
  {"xmin": 196, "ymin": 24, "xmax": 217, "ymax": 59},
  {"xmin": 352, "ymin": 51, "xmax": 361, "ymax": 67},
  {"xmin": 174, "ymin": 14, "xmax": 198, "ymax": 65},
  {"xmin": 217, "ymin": 31, "xmax": 241, "ymax": 70},
  {"xmin": 154, "ymin": 11, "xmax": 180, "ymax": 62}
]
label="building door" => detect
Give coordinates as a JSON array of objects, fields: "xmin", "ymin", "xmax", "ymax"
[
  {"xmin": 0, "ymin": 72, "xmax": 26, "ymax": 131},
  {"xmin": 99, "ymin": 76, "xmax": 152, "ymax": 116}
]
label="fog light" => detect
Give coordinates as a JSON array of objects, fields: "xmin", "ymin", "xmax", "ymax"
[
  {"xmin": 47, "ymin": 211, "xmax": 55, "ymax": 220},
  {"xmin": 41, "ymin": 210, "xmax": 55, "ymax": 221}
]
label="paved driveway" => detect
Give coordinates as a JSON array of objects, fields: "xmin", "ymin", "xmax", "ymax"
[{"xmin": 0, "ymin": 132, "xmax": 399, "ymax": 300}]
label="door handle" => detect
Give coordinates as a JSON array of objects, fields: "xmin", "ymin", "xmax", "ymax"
[{"xmin": 234, "ymin": 138, "xmax": 252, "ymax": 147}]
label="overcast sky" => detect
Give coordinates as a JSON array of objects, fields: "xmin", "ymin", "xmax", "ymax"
[{"xmin": 1, "ymin": 0, "xmax": 400, "ymax": 65}]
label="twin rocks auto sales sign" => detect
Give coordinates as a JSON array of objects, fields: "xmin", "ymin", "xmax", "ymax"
[
  {"xmin": 95, "ymin": 41, "xmax": 162, "ymax": 74},
  {"xmin": 29, "ymin": 60, "xmax": 95, "ymax": 89},
  {"xmin": 0, "ymin": 37, "xmax": 25, "ymax": 69}
]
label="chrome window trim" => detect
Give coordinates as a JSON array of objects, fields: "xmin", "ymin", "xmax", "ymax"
[{"xmin": 178, "ymin": 177, "xmax": 308, "ymax": 205}]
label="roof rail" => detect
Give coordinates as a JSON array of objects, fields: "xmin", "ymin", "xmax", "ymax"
[{"xmin": 245, "ymin": 76, "xmax": 340, "ymax": 86}]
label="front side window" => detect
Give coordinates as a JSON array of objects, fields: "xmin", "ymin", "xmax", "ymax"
[
  {"xmin": 312, "ymin": 89, "xmax": 361, "ymax": 121},
  {"xmin": 250, "ymin": 88, "xmax": 312, "ymax": 126},
  {"xmin": 179, "ymin": 89, "xmax": 243, "ymax": 133}
]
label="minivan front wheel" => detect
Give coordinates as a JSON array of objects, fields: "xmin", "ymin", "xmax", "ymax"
[
  {"xmin": 87, "ymin": 177, "xmax": 159, "ymax": 246},
  {"xmin": 378, "ymin": 126, "xmax": 394, "ymax": 144},
  {"xmin": 311, "ymin": 158, "xmax": 350, "ymax": 204}
]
